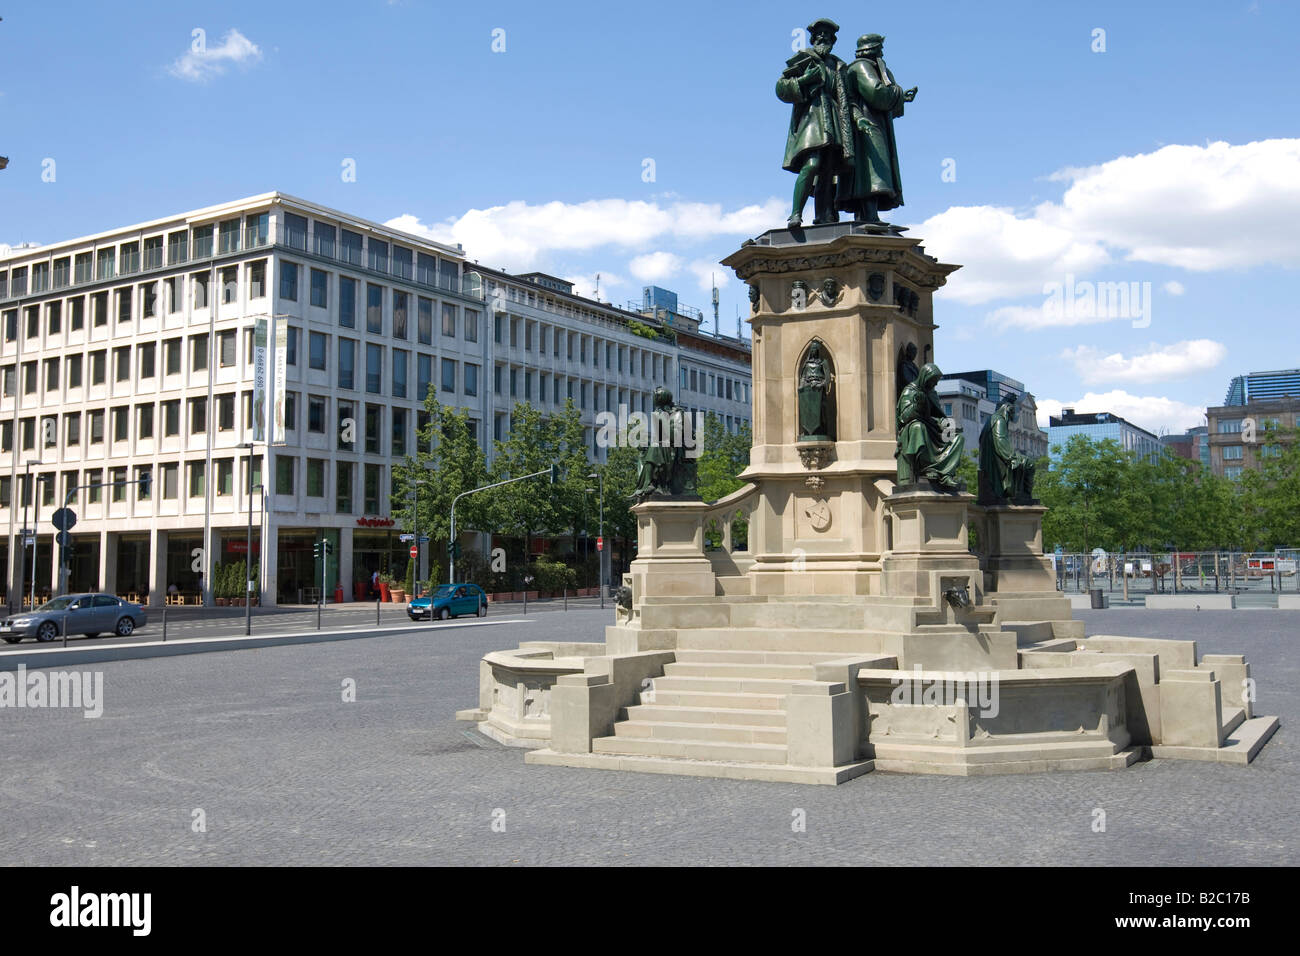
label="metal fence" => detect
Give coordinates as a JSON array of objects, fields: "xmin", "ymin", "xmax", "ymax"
[{"xmin": 1052, "ymin": 551, "xmax": 1300, "ymax": 600}]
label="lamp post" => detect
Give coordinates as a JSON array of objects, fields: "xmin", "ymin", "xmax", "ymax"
[
  {"xmin": 240, "ymin": 442, "xmax": 255, "ymax": 635},
  {"xmin": 22, "ymin": 460, "xmax": 42, "ymax": 611},
  {"xmin": 587, "ymin": 470, "xmax": 604, "ymax": 610},
  {"xmin": 412, "ymin": 478, "xmax": 427, "ymax": 597}
]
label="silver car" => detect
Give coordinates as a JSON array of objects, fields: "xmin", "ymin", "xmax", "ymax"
[{"xmin": 0, "ymin": 593, "xmax": 147, "ymax": 644}]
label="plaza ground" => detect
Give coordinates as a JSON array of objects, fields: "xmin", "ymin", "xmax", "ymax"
[{"xmin": 0, "ymin": 608, "xmax": 1294, "ymax": 866}]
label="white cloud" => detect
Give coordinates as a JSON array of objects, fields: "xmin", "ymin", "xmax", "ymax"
[
  {"xmin": 687, "ymin": 258, "xmax": 730, "ymax": 295},
  {"xmin": 1061, "ymin": 339, "xmax": 1227, "ymax": 384},
  {"xmin": 386, "ymin": 196, "xmax": 785, "ymax": 273},
  {"xmin": 915, "ymin": 139, "xmax": 1300, "ymax": 306},
  {"xmin": 1163, "ymin": 280, "xmax": 1185, "ymax": 296},
  {"xmin": 628, "ymin": 251, "xmax": 682, "ymax": 282},
  {"xmin": 986, "ymin": 301, "xmax": 1120, "ymax": 331},
  {"xmin": 1036, "ymin": 390, "xmax": 1207, "ymax": 435},
  {"xmin": 168, "ymin": 29, "xmax": 263, "ymax": 83},
  {"xmin": 563, "ymin": 271, "xmax": 624, "ymax": 302}
]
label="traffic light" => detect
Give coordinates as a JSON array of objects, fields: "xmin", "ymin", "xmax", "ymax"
[
  {"xmin": 313, "ymin": 541, "xmax": 321, "ymax": 560},
  {"xmin": 314, "ymin": 539, "xmax": 333, "ymax": 559},
  {"xmin": 453, "ymin": 542, "xmax": 463, "ymax": 560},
  {"xmin": 323, "ymin": 540, "xmax": 332, "ymax": 556}
]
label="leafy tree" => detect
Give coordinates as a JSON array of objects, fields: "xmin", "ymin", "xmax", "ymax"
[{"xmin": 696, "ymin": 413, "xmax": 752, "ymax": 503}]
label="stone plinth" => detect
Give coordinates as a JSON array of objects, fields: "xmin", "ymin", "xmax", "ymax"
[
  {"xmin": 628, "ymin": 498, "xmax": 715, "ymax": 599},
  {"xmin": 973, "ymin": 502, "xmax": 1080, "ymax": 638},
  {"xmin": 880, "ymin": 487, "xmax": 982, "ymax": 601}
]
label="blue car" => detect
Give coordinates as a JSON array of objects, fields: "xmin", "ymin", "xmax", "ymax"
[{"xmin": 408, "ymin": 583, "xmax": 487, "ymax": 621}]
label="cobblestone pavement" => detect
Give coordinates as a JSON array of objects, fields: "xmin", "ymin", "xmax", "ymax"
[{"xmin": 0, "ymin": 608, "xmax": 1293, "ymax": 866}]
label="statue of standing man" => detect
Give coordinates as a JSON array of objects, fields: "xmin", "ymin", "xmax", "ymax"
[
  {"xmin": 839, "ymin": 34, "xmax": 916, "ymax": 223},
  {"xmin": 776, "ymin": 18, "xmax": 853, "ymax": 228}
]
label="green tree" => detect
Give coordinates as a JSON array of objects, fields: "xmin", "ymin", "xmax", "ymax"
[
  {"xmin": 1039, "ymin": 436, "xmax": 1139, "ymax": 552},
  {"xmin": 696, "ymin": 413, "xmax": 753, "ymax": 503},
  {"xmin": 1238, "ymin": 424, "xmax": 1300, "ymax": 549}
]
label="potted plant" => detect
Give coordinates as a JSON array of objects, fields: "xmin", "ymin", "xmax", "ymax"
[{"xmin": 378, "ymin": 573, "xmax": 392, "ymax": 603}]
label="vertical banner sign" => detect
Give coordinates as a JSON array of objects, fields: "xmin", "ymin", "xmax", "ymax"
[
  {"xmin": 272, "ymin": 318, "xmax": 288, "ymax": 444},
  {"xmin": 252, "ymin": 317, "xmax": 268, "ymax": 443}
]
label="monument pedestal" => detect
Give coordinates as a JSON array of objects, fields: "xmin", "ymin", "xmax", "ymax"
[{"xmin": 973, "ymin": 502, "xmax": 1081, "ymax": 640}]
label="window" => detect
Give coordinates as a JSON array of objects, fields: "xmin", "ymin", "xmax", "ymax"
[
  {"xmin": 0, "ymin": 420, "xmax": 10, "ymax": 451},
  {"xmin": 314, "ymin": 222, "xmax": 336, "ymax": 258},
  {"xmin": 309, "ymin": 331, "xmax": 328, "ymax": 370},
  {"xmin": 42, "ymin": 414, "xmax": 57, "ymax": 448},
  {"xmin": 119, "ymin": 242, "xmax": 139, "ymax": 275},
  {"xmin": 215, "ymin": 459, "xmax": 234, "ymax": 496},
  {"xmin": 218, "ymin": 393, "xmax": 235, "ymax": 431},
  {"xmin": 336, "ymin": 462, "xmax": 353, "ymax": 513},
  {"xmin": 250, "ymin": 261, "xmax": 267, "ymax": 299},
  {"xmin": 219, "ymin": 219, "xmax": 240, "ymax": 254},
  {"xmin": 442, "ymin": 358, "xmax": 456, "ymax": 393},
  {"xmin": 393, "ymin": 292, "xmax": 409, "ymax": 339},
  {"xmin": 276, "ymin": 456, "xmax": 295, "ymax": 495},
  {"xmin": 364, "ymin": 464, "xmax": 381, "ymax": 513},
  {"xmin": 464, "ymin": 309, "xmax": 479, "ymax": 343},
  {"xmin": 139, "ymin": 342, "xmax": 156, "ymax": 378},
  {"xmin": 391, "ymin": 408, "xmax": 407, "ymax": 457},
  {"xmin": 25, "ymin": 306, "xmax": 38, "ymax": 339},
  {"xmin": 168, "ymin": 230, "xmax": 188, "ymax": 264},
  {"xmin": 308, "ymin": 396, "xmax": 326, "ymax": 433},
  {"xmin": 368, "ymin": 239, "xmax": 388, "ymax": 274},
  {"xmin": 189, "ymin": 461, "xmax": 205, "ymax": 497},
  {"xmin": 67, "ymin": 355, "xmax": 82, "ymax": 389},
  {"xmin": 163, "ymin": 400, "xmax": 180, "ymax": 436},
  {"xmin": 113, "ymin": 407, "xmax": 129, "ymax": 442},
  {"xmin": 284, "ymin": 392, "xmax": 297, "ymax": 433},
  {"xmin": 44, "ymin": 358, "xmax": 59, "ymax": 392},
  {"xmin": 365, "ymin": 405, "xmax": 382, "ymax": 455},
  {"xmin": 86, "ymin": 470, "xmax": 103, "ymax": 504},
  {"xmin": 366, "ymin": 284, "xmax": 383, "ymax": 333},
  {"xmin": 339, "ymin": 339, "xmax": 355, "ymax": 389},
  {"xmin": 392, "ymin": 246, "xmax": 412, "ymax": 279},
  {"xmin": 88, "ymin": 410, "xmax": 104, "ymax": 444},
  {"xmin": 97, "ymin": 248, "xmax": 115, "ymax": 280},
  {"xmin": 192, "ymin": 334, "xmax": 208, "ymax": 372},
  {"xmin": 137, "ymin": 404, "xmax": 154, "ymax": 439},
  {"xmin": 465, "ymin": 363, "xmax": 479, "ymax": 397},
  {"xmin": 416, "ymin": 253, "xmax": 436, "ymax": 285},
  {"xmin": 310, "ymin": 268, "xmax": 328, "ymax": 308},
  {"xmin": 341, "ymin": 229, "xmax": 363, "ymax": 266},
  {"xmin": 339, "ymin": 277, "xmax": 357, "ymax": 327},
  {"xmin": 114, "ymin": 347, "xmax": 131, "ymax": 382},
  {"xmin": 115, "ymin": 288, "xmax": 132, "ymax": 324},
  {"xmin": 1222, "ymin": 445, "xmax": 1243, "ymax": 461},
  {"xmin": 418, "ymin": 298, "xmax": 433, "ymax": 344},
  {"xmin": 306, "ymin": 458, "xmax": 325, "ymax": 497},
  {"xmin": 338, "ymin": 402, "xmax": 355, "ymax": 451},
  {"xmin": 366, "ymin": 343, "xmax": 383, "ymax": 393},
  {"xmin": 75, "ymin": 252, "xmax": 93, "ymax": 283},
  {"xmin": 194, "ymin": 224, "xmax": 215, "ymax": 258},
  {"xmin": 1217, "ymin": 419, "xmax": 1243, "ymax": 434},
  {"xmin": 393, "ymin": 349, "xmax": 408, "ymax": 398},
  {"xmin": 90, "ymin": 350, "xmax": 106, "ymax": 385},
  {"xmin": 189, "ymin": 397, "xmax": 207, "ymax": 434},
  {"xmin": 136, "ymin": 466, "xmax": 152, "ymax": 501},
  {"xmin": 47, "ymin": 301, "xmax": 62, "ymax": 335},
  {"xmin": 418, "ymin": 355, "xmax": 432, "ymax": 400},
  {"xmin": 1225, "ymin": 466, "xmax": 1243, "ymax": 480},
  {"xmin": 143, "ymin": 236, "xmax": 163, "ymax": 270},
  {"xmin": 164, "ymin": 338, "xmax": 181, "ymax": 375},
  {"xmin": 442, "ymin": 303, "xmax": 456, "ymax": 338},
  {"xmin": 280, "ymin": 261, "xmax": 299, "ymax": 301},
  {"xmin": 162, "ymin": 463, "xmax": 179, "ymax": 499},
  {"xmin": 69, "ymin": 297, "xmax": 85, "ymax": 330},
  {"xmin": 219, "ymin": 331, "xmax": 236, "ymax": 367},
  {"xmin": 283, "ymin": 212, "xmax": 307, "ymax": 250},
  {"xmin": 193, "ymin": 272, "xmax": 209, "ymax": 309}
]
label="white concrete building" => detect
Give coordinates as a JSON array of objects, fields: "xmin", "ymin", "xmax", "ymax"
[{"xmin": 0, "ymin": 193, "xmax": 752, "ymax": 608}]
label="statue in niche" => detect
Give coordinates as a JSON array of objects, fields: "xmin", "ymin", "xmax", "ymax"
[
  {"xmin": 797, "ymin": 340, "xmax": 836, "ymax": 442},
  {"xmin": 895, "ymin": 362, "xmax": 964, "ymax": 490},
  {"xmin": 895, "ymin": 341, "xmax": 920, "ymax": 399},
  {"xmin": 748, "ymin": 283, "xmax": 760, "ymax": 314},
  {"xmin": 978, "ymin": 393, "xmax": 1038, "ymax": 504},
  {"xmin": 867, "ymin": 272, "xmax": 886, "ymax": 301},
  {"xmin": 818, "ymin": 277, "xmax": 840, "ymax": 306},
  {"xmin": 632, "ymin": 387, "xmax": 699, "ymax": 501}
]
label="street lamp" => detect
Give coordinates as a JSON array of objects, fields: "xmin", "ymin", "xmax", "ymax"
[
  {"xmin": 587, "ymin": 471, "xmax": 604, "ymax": 610},
  {"xmin": 411, "ymin": 478, "xmax": 427, "ymax": 598},
  {"xmin": 240, "ymin": 442, "xmax": 256, "ymax": 635},
  {"xmin": 22, "ymin": 460, "xmax": 42, "ymax": 611}
]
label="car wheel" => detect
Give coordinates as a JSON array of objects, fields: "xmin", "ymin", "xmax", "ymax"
[
  {"xmin": 437, "ymin": 607, "xmax": 449, "ymax": 621},
  {"xmin": 2, "ymin": 635, "xmax": 22, "ymax": 644},
  {"xmin": 36, "ymin": 622, "xmax": 58, "ymax": 643},
  {"xmin": 115, "ymin": 617, "xmax": 135, "ymax": 637},
  {"xmin": 477, "ymin": 602, "xmax": 487, "ymax": 617}
]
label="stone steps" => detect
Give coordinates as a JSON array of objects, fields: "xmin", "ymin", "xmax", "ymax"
[
  {"xmin": 661, "ymin": 661, "xmax": 818, "ymax": 681},
  {"xmin": 640, "ymin": 690, "xmax": 788, "ymax": 710},
  {"xmin": 673, "ymin": 648, "xmax": 852, "ymax": 666},
  {"xmin": 612, "ymin": 720, "xmax": 787, "ymax": 745},
  {"xmin": 622, "ymin": 703, "xmax": 787, "ymax": 726},
  {"xmin": 592, "ymin": 734, "xmax": 788, "ymax": 764},
  {"xmin": 676, "ymin": 627, "xmax": 887, "ymax": 653},
  {"xmin": 649, "ymin": 675, "xmax": 808, "ymax": 695}
]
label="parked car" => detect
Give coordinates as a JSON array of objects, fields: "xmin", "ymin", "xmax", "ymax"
[
  {"xmin": 408, "ymin": 584, "xmax": 487, "ymax": 621},
  {"xmin": 0, "ymin": 593, "xmax": 147, "ymax": 643}
]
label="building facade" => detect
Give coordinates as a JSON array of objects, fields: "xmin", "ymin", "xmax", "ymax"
[
  {"xmin": 937, "ymin": 369, "xmax": 1049, "ymax": 461},
  {"xmin": 1224, "ymin": 368, "xmax": 1300, "ymax": 406},
  {"xmin": 1046, "ymin": 408, "xmax": 1161, "ymax": 462},
  {"xmin": 0, "ymin": 193, "xmax": 752, "ymax": 608},
  {"xmin": 1205, "ymin": 398, "xmax": 1300, "ymax": 480}
]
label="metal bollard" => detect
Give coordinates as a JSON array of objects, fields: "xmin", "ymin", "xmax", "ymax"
[
  {"xmin": 162, "ymin": 604, "xmax": 167, "ymax": 642},
  {"xmin": 523, "ymin": 588, "xmax": 528, "ymax": 615},
  {"xmin": 563, "ymin": 587, "xmax": 568, "ymax": 612},
  {"xmin": 376, "ymin": 597, "xmax": 381, "ymax": 627},
  {"xmin": 62, "ymin": 612, "xmax": 68, "ymax": 648},
  {"xmin": 317, "ymin": 598, "xmax": 322, "ymax": 631}
]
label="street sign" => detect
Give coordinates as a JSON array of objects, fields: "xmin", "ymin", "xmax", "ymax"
[
  {"xmin": 409, "ymin": 546, "xmax": 418, "ymax": 558},
  {"xmin": 597, "ymin": 537, "xmax": 604, "ymax": 552},
  {"xmin": 55, "ymin": 531, "xmax": 71, "ymax": 548},
  {"xmin": 23, "ymin": 536, "xmax": 34, "ymax": 547},
  {"xmin": 399, "ymin": 533, "xmax": 414, "ymax": 542},
  {"xmin": 51, "ymin": 508, "xmax": 77, "ymax": 531}
]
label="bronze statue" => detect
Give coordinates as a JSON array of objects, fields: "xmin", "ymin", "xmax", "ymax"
[
  {"xmin": 797, "ymin": 340, "xmax": 835, "ymax": 441},
  {"xmin": 776, "ymin": 18, "xmax": 853, "ymax": 227},
  {"xmin": 895, "ymin": 341, "xmax": 919, "ymax": 399},
  {"xmin": 896, "ymin": 363, "xmax": 964, "ymax": 490},
  {"xmin": 838, "ymin": 34, "xmax": 915, "ymax": 223},
  {"xmin": 632, "ymin": 387, "xmax": 698, "ymax": 501},
  {"xmin": 978, "ymin": 394, "xmax": 1037, "ymax": 504}
]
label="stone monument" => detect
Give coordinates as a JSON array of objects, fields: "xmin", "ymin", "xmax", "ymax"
[{"xmin": 458, "ymin": 19, "xmax": 1278, "ymax": 782}]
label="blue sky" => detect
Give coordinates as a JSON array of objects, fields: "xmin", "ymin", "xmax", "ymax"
[{"xmin": 2, "ymin": 0, "xmax": 1297, "ymax": 434}]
